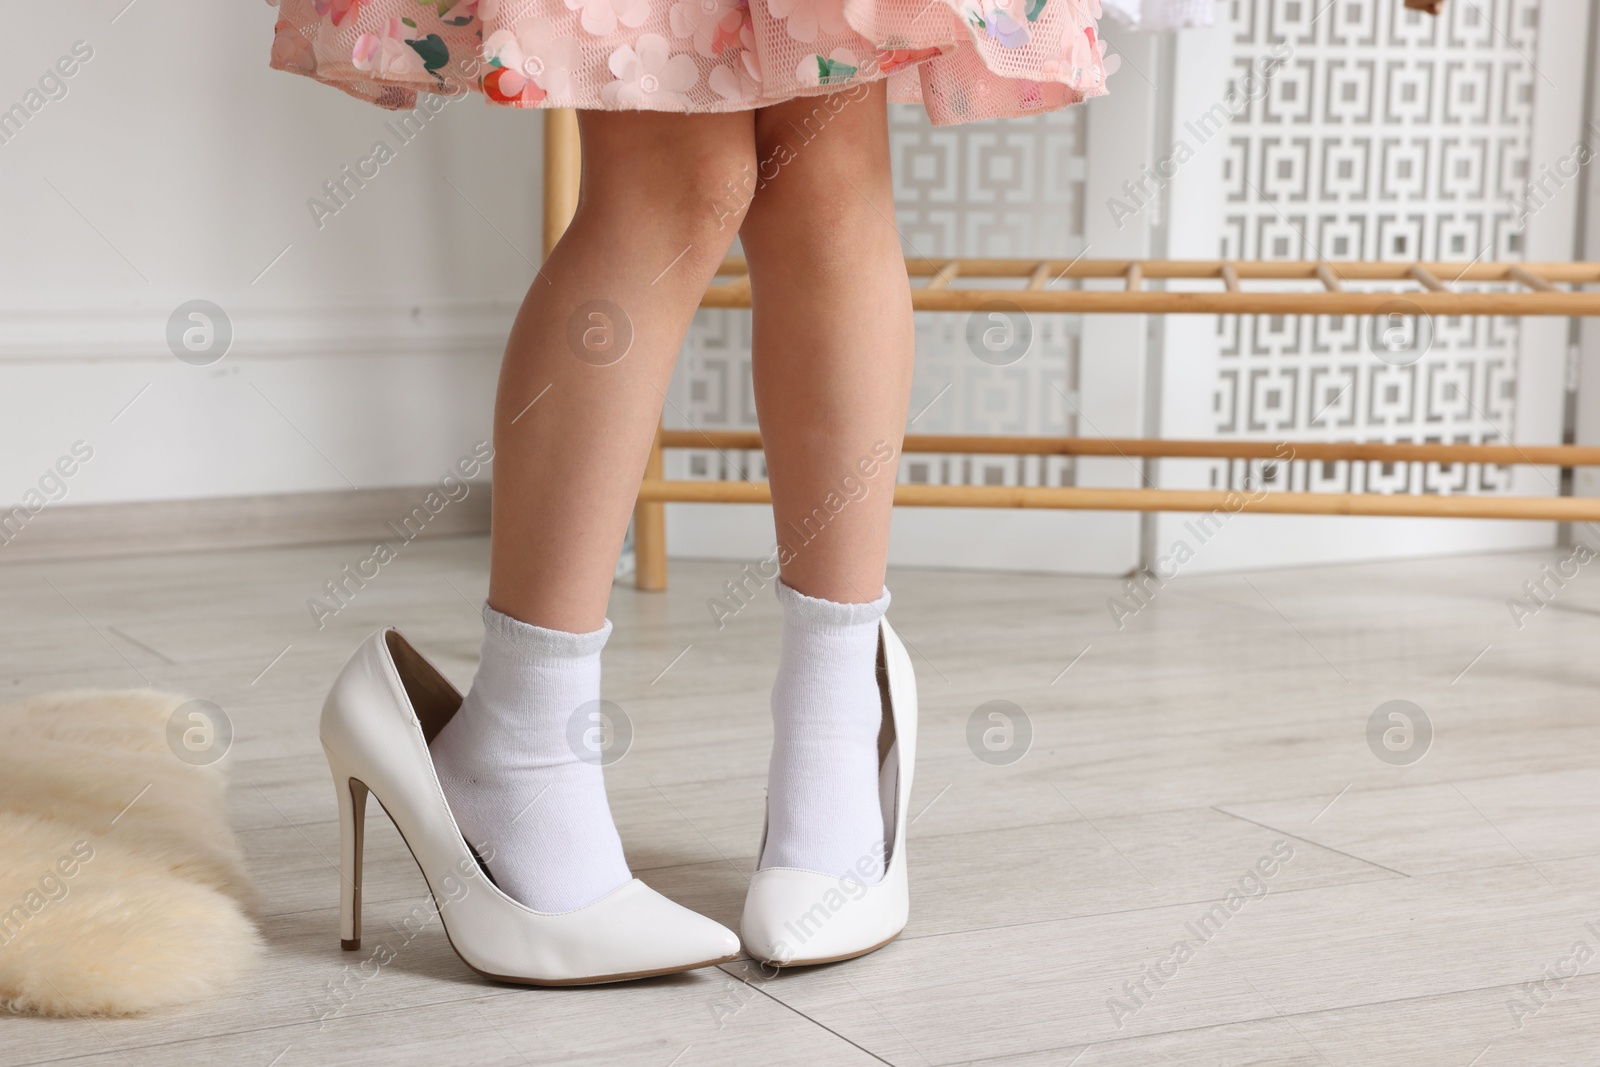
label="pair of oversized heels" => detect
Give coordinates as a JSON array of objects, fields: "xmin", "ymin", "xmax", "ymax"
[{"xmin": 320, "ymin": 617, "xmax": 917, "ymax": 984}]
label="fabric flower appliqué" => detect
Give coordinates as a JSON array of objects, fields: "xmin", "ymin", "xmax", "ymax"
[
  {"xmin": 314, "ymin": 0, "xmax": 364, "ymax": 28},
  {"xmin": 710, "ymin": 23, "xmax": 762, "ymax": 100},
  {"xmin": 795, "ymin": 47, "xmax": 858, "ymax": 87},
  {"xmin": 353, "ymin": 18, "xmax": 430, "ymax": 77},
  {"xmin": 483, "ymin": 18, "xmax": 581, "ymax": 103},
  {"xmin": 272, "ymin": 20, "xmax": 316, "ymax": 71},
  {"xmin": 421, "ymin": 0, "xmax": 480, "ymax": 26},
  {"xmin": 670, "ymin": 0, "xmax": 747, "ymax": 57},
  {"xmin": 963, "ymin": 0, "xmax": 1043, "ymax": 48},
  {"xmin": 1062, "ymin": 25, "xmax": 1118, "ymax": 90},
  {"xmin": 767, "ymin": 0, "xmax": 848, "ymax": 44},
  {"xmin": 982, "ymin": 7, "xmax": 1030, "ymax": 47},
  {"xmin": 566, "ymin": 0, "xmax": 651, "ymax": 37},
  {"xmin": 985, "ymin": 10, "xmax": 1024, "ymax": 47},
  {"xmin": 874, "ymin": 45, "xmax": 945, "ymax": 75},
  {"xmin": 603, "ymin": 34, "xmax": 698, "ymax": 107}
]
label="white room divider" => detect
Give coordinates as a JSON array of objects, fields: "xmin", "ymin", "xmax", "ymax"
[{"xmin": 1151, "ymin": 0, "xmax": 1585, "ymax": 572}]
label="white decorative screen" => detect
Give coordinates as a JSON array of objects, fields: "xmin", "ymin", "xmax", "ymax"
[{"xmin": 1211, "ymin": 0, "xmax": 1533, "ymax": 497}]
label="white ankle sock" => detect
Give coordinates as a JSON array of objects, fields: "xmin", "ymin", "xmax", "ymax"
[
  {"xmin": 760, "ymin": 579, "xmax": 892, "ymax": 883},
  {"xmin": 429, "ymin": 604, "xmax": 632, "ymax": 913}
]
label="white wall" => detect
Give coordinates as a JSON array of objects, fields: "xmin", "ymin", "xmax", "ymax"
[{"xmin": 0, "ymin": 0, "xmax": 536, "ymax": 508}]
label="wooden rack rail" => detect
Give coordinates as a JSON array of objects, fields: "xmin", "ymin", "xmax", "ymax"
[
  {"xmin": 659, "ymin": 430, "xmax": 1600, "ymax": 467},
  {"xmin": 536, "ymin": 110, "xmax": 1600, "ymax": 591},
  {"xmin": 701, "ymin": 257, "xmax": 1600, "ymax": 316},
  {"xmin": 636, "ymin": 480, "xmax": 1600, "ymax": 521}
]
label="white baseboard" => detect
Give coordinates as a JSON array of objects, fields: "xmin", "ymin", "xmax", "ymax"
[{"xmin": 0, "ymin": 485, "xmax": 491, "ymax": 563}]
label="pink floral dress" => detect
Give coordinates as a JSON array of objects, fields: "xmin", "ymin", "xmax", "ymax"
[{"xmin": 270, "ymin": 0, "xmax": 1116, "ymax": 126}]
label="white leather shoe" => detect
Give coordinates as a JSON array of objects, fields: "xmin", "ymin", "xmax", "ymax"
[
  {"xmin": 321, "ymin": 627, "xmax": 740, "ymax": 985},
  {"xmin": 741, "ymin": 617, "xmax": 918, "ymax": 967}
]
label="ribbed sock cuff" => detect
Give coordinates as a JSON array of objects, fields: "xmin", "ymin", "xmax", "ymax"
[
  {"xmin": 482, "ymin": 602, "xmax": 613, "ymax": 662},
  {"xmin": 774, "ymin": 578, "xmax": 891, "ymax": 632}
]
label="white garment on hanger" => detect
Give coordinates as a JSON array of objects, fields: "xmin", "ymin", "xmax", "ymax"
[{"xmin": 1101, "ymin": 0, "xmax": 1216, "ymax": 31}]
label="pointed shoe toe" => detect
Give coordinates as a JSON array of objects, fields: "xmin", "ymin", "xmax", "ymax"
[
  {"xmin": 741, "ymin": 865, "xmax": 908, "ymax": 967},
  {"xmin": 565, "ymin": 880, "xmax": 741, "ymax": 980}
]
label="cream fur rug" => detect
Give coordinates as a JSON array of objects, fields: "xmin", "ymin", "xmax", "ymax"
[{"xmin": 0, "ymin": 689, "xmax": 261, "ymax": 1016}]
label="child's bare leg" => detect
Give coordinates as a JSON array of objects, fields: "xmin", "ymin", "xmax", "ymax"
[
  {"xmin": 742, "ymin": 82, "xmax": 914, "ymax": 604},
  {"xmin": 488, "ymin": 109, "xmax": 756, "ymax": 634},
  {"xmin": 431, "ymin": 110, "xmax": 756, "ymax": 912},
  {"xmin": 739, "ymin": 82, "xmax": 916, "ymax": 881}
]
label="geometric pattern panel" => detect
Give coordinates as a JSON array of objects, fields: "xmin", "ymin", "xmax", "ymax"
[
  {"xmin": 673, "ymin": 104, "xmax": 1089, "ymax": 490},
  {"xmin": 1213, "ymin": 0, "xmax": 1532, "ymax": 495}
]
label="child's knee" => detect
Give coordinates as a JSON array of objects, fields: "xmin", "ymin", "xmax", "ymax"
[
  {"xmin": 589, "ymin": 144, "xmax": 756, "ymax": 241},
  {"xmin": 693, "ymin": 149, "xmax": 759, "ymax": 233}
]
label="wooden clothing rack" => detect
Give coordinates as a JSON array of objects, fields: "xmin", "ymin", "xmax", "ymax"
[{"xmin": 539, "ymin": 111, "xmax": 1600, "ymax": 591}]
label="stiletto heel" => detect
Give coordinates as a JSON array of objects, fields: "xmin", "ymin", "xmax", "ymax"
[
  {"xmin": 328, "ymin": 750, "xmax": 368, "ymax": 951},
  {"xmin": 741, "ymin": 617, "xmax": 918, "ymax": 967},
  {"xmin": 320, "ymin": 628, "xmax": 739, "ymax": 985}
]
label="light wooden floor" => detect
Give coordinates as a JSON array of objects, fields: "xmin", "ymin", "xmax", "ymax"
[{"xmin": 4, "ymin": 536, "xmax": 1600, "ymax": 1066}]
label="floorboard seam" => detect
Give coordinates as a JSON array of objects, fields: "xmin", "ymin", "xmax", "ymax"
[
  {"xmin": 1210, "ymin": 806, "xmax": 1414, "ymax": 879},
  {"xmin": 715, "ymin": 964, "xmax": 901, "ymax": 1067}
]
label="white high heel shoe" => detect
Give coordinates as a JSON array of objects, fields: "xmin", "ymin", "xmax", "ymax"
[
  {"xmin": 321, "ymin": 627, "xmax": 740, "ymax": 985},
  {"xmin": 741, "ymin": 616, "xmax": 918, "ymax": 967}
]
